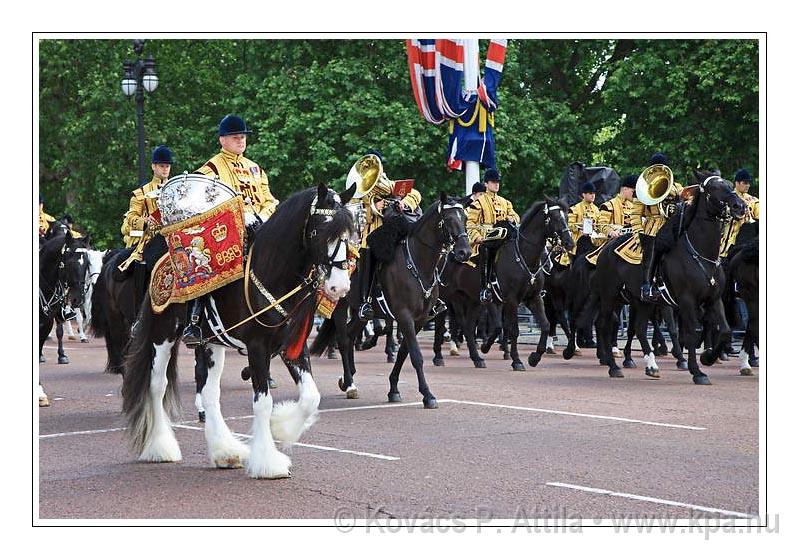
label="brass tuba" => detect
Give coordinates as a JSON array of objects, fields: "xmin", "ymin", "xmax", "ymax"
[
  {"xmin": 636, "ymin": 164, "xmax": 674, "ymax": 216},
  {"xmin": 346, "ymin": 154, "xmax": 395, "ymax": 216}
]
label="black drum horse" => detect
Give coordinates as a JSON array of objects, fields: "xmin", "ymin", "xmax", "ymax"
[
  {"xmin": 39, "ymin": 231, "xmax": 92, "ymax": 364},
  {"xmin": 121, "ymin": 186, "xmax": 354, "ymax": 479},
  {"xmin": 588, "ymin": 173, "xmax": 746, "ymax": 384},
  {"xmin": 310, "ymin": 194, "xmax": 470, "ymax": 408}
]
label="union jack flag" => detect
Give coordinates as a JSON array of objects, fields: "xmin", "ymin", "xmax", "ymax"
[{"xmin": 406, "ymin": 39, "xmax": 507, "ymax": 170}]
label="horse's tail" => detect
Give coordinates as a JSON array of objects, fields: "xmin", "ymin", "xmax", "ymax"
[
  {"xmin": 121, "ymin": 296, "xmax": 181, "ymax": 455},
  {"xmin": 309, "ymin": 316, "xmax": 336, "ymax": 356},
  {"xmin": 89, "ymin": 269, "xmax": 109, "ymax": 339}
]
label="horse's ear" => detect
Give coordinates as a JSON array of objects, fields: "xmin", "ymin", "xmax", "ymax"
[
  {"xmin": 84, "ymin": 234, "xmax": 92, "ymax": 248},
  {"xmin": 439, "ymin": 191, "xmax": 448, "ymax": 204},
  {"xmin": 316, "ymin": 183, "xmax": 328, "ymax": 202},
  {"xmin": 340, "ymin": 184, "xmax": 357, "ymax": 205},
  {"xmin": 65, "ymin": 229, "xmax": 73, "ymax": 243},
  {"xmin": 693, "ymin": 169, "xmax": 711, "ymax": 183}
]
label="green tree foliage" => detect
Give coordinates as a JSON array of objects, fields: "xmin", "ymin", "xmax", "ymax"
[{"xmin": 39, "ymin": 38, "xmax": 758, "ymax": 249}]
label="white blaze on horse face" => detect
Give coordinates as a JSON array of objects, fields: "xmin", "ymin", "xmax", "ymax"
[{"xmin": 323, "ymin": 238, "xmax": 350, "ymax": 300}]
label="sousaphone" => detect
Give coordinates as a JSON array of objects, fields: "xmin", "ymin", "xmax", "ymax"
[{"xmin": 636, "ymin": 164, "xmax": 674, "ymax": 216}]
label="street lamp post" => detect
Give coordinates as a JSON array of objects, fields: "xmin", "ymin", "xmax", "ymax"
[{"xmin": 121, "ymin": 40, "xmax": 159, "ymax": 185}]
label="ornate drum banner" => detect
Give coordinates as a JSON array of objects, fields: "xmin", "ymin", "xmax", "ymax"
[{"xmin": 158, "ymin": 196, "xmax": 246, "ymax": 305}]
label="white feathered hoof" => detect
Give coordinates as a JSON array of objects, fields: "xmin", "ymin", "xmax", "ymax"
[
  {"xmin": 39, "ymin": 395, "xmax": 51, "ymax": 407},
  {"xmin": 210, "ymin": 438, "xmax": 250, "ymax": 469},
  {"xmin": 740, "ymin": 366, "xmax": 754, "ymax": 376},
  {"xmin": 346, "ymin": 385, "xmax": 359, "ymax": 399},
  {"xmin": 246, "ymin": 447, "xmax": 292, "ymax": 479},
  {"xmin": 139, "ymin": 432, "xmax": 182, "ymax": 463},
  {"xmin": 270, "ymin": 401, "xmax": 318, "ymax": 449}
]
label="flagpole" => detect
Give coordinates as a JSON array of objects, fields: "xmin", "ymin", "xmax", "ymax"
[{"xmin": 463, "ymin": 39, "xmax": 480, "ymax": 196}]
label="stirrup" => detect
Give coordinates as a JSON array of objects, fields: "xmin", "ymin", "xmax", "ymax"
[
  {"xmin": 182, "ymin": 323, "xmax": 203, "ymax": 348},
  {"xmin": 358, "ymin": 301, "xmax": 374, "ymax": 321},
  {"xmin": 479, "ymin": 287, "xmax": 492, "ymax": 305}
]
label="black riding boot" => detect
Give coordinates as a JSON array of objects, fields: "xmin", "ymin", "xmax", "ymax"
[
  {"xmin": 639, "ymin": 234, "xmax": 659, "ymax": 302},
  {"xmin": 479, "ymin": 246, "xmax": 493, "ymax": 304},
  {"xmin": 58, "ymin": 305, "xmax": 77, "ymax": 322},
  {"xmin": 358, "ymin": 248, "xmax": 375, "ymax": 320},
  {"xmin": 182, "ymin": 297, "xmax": 204, "ymax": 347}
]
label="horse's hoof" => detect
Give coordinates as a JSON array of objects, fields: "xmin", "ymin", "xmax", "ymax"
[
  {"xmin": 503, "ymin": 352, "xmax": 511, "ymax": 360},
  {"xmin": 268, "ymin": 378, "xmax": 278, "ymax": 389},
  {"xmin": 241, "ymin": 367, "xmax": 251, "ymax": 381},
  {"xmin": 609, "ymin": 369, "xmax": 624, "ymax": 378},
  {"xmin": 545, "ymin": 347, "xmax": 556, "ymax": 355},
  {"xmin": 215, "ymin": 456, "xmax": 244, "ymax": 469},
  {"xmin": 612, "ymin": 348, "xmax": 623, "ymax": 358},
  {"xmin": 645, "ymin": 367, "xmax": 660, "ymax": 379},
  {"xmin": 57, "ymin": 356, "xmax": 69, "ymax": 365},
  {"xmin": 338, "ymin": 377, "xmax": 346, "ymax": 392},
  {"xmin": 39, "ymin": 396, "xmax": 50, "ymax": 407},
  {"xmin": 654, "ymin": 346, "xmax": 668, "ymax": 357},
  {"xmin": 622, "ymin": 359, "xmax": 636, "ymax": 369},
  {"xmin": 677, "ymin": 360, "xmax": 689, "ymax": 370},
  {"xmin": 740, "ymin": 367, "xmax": 754, "ymax": 376},
  {"xmin": 480, "ymin": 342, "xmax": 492, "ymax": 354},
  {"xmin": 39, "ymin": 355, "xmax": 45, "ymax": 363},
  {"xmin": 719, "ymin": 352, "xmax": 729, "ymax": 362},
  {"xmin": 449, "ymin": 348, "xmax": 460, "ymax": 356},
  {"xmin": 528, "ymin": 352, "xmax": 542, "ymax": 368},
  {"xmin": 512, "ymin": 361, "xmax": 525, "ymax": 372},
  {"xmin": 388, "ymin": 392, "xmax": 402, "ymax": 403},
  {"xmin": 700, "ymin": 351, "xmax": 715, "ymax": 367},
  {"xmin": 749, "ymin": 357, "xmax": 759, "ymax": 368},
  {"xmin": 474, "ymin": 359, "xmax": 486, "ymax": 369},
  {"xmin": 387, "ymin": 354, "xmax": 395, "ymax": 363},
  {"xmin": 198, "ymin": 411, "xmax": 206, "ymax": 423},
  {"xmin": 562, "ymin": 348, "xmax": 574, "ymax": 360},
  {"xmin": 80, "ymin": 338, "xmax": 90, "ymax": 343},
  {"xmin": 573, "ymin": 348, "xmax": 582, "ymax": 356},
  {"xmin": 433, "ymin": 357, "xmax": 444, "ymax": 367},
  {"xmin": 346, "ymin": 386, "xmax": 359, "ymax": 399},
  {"xmin": 693, "ymin": 374, "xmax": 712, "ymax": 385},
  {"xmin": 67, "ymin": 335, "xmax": 77, "ymax": 341},
  {"xmin": 423, "ymin": 398, "xmax": 438, "ymax": 409}
]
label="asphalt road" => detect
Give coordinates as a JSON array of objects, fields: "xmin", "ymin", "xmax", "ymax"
[{"xmin": 38, "ymin": 330, "xmax": 759, "ymax": 522}]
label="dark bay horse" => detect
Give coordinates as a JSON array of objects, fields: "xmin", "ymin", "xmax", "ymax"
[
  {"xmin": 436, "ymin": 197, "xmax": 573, "ymax": 371},
  {"xmin": 310, "ymin": 194, "xmax": 470, "ymax": 408},
  {"xmin": 121, "ymin": 186, "xmax": 353, "ymax": 478},
  {"xmin": 39, "ymin": 231, "xmax": 92, "ymax": 364},
  {"xmin": 589, "ymin": 174, "xmax": 746, "ymax": 384}
]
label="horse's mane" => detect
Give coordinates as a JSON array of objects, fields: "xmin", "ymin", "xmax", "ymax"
[
  {"xmin": 252, "ymin": 187, "xmax": 352, "ymax": 282},
  {"xmin": 409, "ymin": 198, "xmax": 453, "ymax": 235},
  {"xmin": 520, "ymin": 201, "xmax": 548, "ymax": 230}
]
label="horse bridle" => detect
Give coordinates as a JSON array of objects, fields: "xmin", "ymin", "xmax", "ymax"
[
  {"xmin": 39, "ymin": 244, "xmax": 90, "ymax": 315},
  {"xmin": 404, "ymin": 201, "xmax": 466, "ymax": 299},
  {"xmin": 245, "ymin": 191, "xmax": 350, "ymax": 328},
  {"xmin": 513, "ymin": 204, "xmax": 569, "ymax": 284}
]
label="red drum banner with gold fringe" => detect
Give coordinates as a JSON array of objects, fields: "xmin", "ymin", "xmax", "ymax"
[{"xmin": 159, "ymin": 197, "xmax": 246, "ymax": 304}]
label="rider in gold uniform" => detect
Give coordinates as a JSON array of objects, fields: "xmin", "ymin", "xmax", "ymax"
[
  {"xmin": 357, "ymin": 149, "xmax": 422, "ymax": 320},
  {"xmin": 465, "ymin": 168, "xmax": 520, "ymax": 304},
  {"xmin": 720, "ymin": 168, "xmax": 759, "ymax": 258},
  {"xmin": 183, "ymin": 115, "xmax": 279, "ymax": 345},
  {"xmin": 557, "ymin": 182, "xmax": 601, "ymax": 266}
]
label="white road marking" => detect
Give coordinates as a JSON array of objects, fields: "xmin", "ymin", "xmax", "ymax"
[
  {"xmin": 173, "ymin": 424, "xmax": 399, "ymax": 461},
  {"xmin": 439, "ymin": 399, "xmax": 705, "ymax": 431},
  {"xmin": 546, "ymin": 482, "xmax": 755, "ymax": 518},
  {"xmin": 40, "ymin": 427, "xmax": 126, "ymax": 439}
]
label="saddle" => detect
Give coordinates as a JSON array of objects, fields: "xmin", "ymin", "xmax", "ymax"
[{"xmin": 367, "ymin": 206, "xmax": 420, "ymax": 264}]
